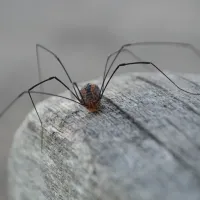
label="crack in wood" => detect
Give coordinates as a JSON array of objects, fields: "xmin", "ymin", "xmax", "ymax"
[
  {"xmin": 136, "ymin": 76, "xmax": 169, "ymax": 92},
  {"xmin": 165, "ymin": 118, "xmax": 200, "ymax": 150},
  {"xmin": 104, "ymin": 96, "xmax": 200, "ymax": 180}
]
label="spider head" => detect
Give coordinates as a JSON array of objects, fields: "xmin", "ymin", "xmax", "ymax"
[{"xmin": 80, "ymin": 83, "xmax": 101, "ymax": 112}]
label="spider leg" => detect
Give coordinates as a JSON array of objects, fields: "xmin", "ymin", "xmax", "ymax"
[
  {"xmin": 101, "ymin": 61, "xmax": 200, "ymax": 98},
  {"xmin": 0, "ymin": 90, "xmax": 81, "ymax": 150},
  {"xmin": 103, "ymin": 48, "xmax": 144, "ymax": 79},
  {"xmin": 0, "ymin": 90, "xmax": 80, "ymax": 120},
  {"xmin": 36, "ymin": 44, "xmax": 79, "ymax": 100},
  {"xmin": 0, "ymin": 76, "xmax": 82, "ymax": 150},
  {"xmin": 100, "ymin": 44, "xmax": 132, "ymax": 93},
  {"xmin": 28, "ymin": 76, "xmax": 83, "ymax": 149},
  {"xmin": 101, "ymin": 41, "xmax": 200, "ymax": 94},
  {"xmin": 72, "ymin": 82, "xmax": 85, "ymax": 104}
]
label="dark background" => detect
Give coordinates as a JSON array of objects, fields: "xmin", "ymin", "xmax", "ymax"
[{"xmin": 1, "ymin": 1, "xmax": 200, "ymax": 199}]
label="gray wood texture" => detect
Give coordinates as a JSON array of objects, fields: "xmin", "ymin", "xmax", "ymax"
[{"xmin": 8, "ymin": 72, "xmax": 200, "ymax": 200}]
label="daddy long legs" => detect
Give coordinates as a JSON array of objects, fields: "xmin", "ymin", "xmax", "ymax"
[{"xmin": 1, "ymin": 41, "xmax": 200, "ymax": 150}]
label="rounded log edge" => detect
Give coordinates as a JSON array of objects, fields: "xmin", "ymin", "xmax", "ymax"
[{"xmin": 8, "ymin": 72, "xmax": 200, "ymax": 200}]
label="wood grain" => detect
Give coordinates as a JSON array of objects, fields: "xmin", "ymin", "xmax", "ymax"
[{"xmin": 8, "ymin": 72, "xmax": 200, "ymax": 200}]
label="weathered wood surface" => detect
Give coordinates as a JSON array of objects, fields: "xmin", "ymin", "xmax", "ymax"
[{"xmin": 8, "ymin": 72, "xmax": 200, "ymax": 200}]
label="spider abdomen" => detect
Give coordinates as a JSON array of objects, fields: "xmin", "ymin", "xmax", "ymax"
[{"xmin": 80, "ymin": 83, "xmax": 100, "ymax": 111}]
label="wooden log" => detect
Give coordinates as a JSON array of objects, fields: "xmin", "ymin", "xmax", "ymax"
[{"xmin": 8, "ymin": 72, "xmax": 200, "ymax": 200}]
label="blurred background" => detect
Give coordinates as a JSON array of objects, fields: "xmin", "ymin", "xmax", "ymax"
[{"xmin": 0, "ymin": 0, "xmax": 200, "ymax": 199}]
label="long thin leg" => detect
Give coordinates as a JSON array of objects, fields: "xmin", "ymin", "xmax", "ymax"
[
  {"xmin": 101, "ymin": 61, "xmax": 200, "ymax": 98},
  {"xmin": 100, "ymin": 44, "xmax": 132, "ymax": 93},
  {"xmin": 0, "ymin": 91, "xmax": 80, "ymax": 119},
  {"xmin": 99, "ymin": 47, "xmax": 144, "ymax": 94},
  {"xmin": 0, "ymin": 90, "xmax": 81, "ymax": 150},
  {"xmin": 28, "ymin": 76, "xmax": 83, "ymax": 150},
  {"xmin": 0, "ymin": 76, "xmax": 81, "ymax": 150},
  {"xmin": 101, "ymin": 41, "xmax": 200, "ymax": 94},
  {"xmin": 73, "ymin": 82, "xmax": 85, "ymax": 104},
  {"xmin": 29, "ymin": 76, "xmax": 79, "ymax": 101},
  {"xmin": 36, "ymin": 44, "xmax": 79, "ymax": 99}
]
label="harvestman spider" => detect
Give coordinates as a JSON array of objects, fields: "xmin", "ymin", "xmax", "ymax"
[{"xmin": 1, "ymin": 41, "xmax": 200, "ymax": 149}]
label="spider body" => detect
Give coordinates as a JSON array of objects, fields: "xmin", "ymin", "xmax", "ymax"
[{"xmin": 80, "ymin": 83, "xmax": 101, "ymax": 112}]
